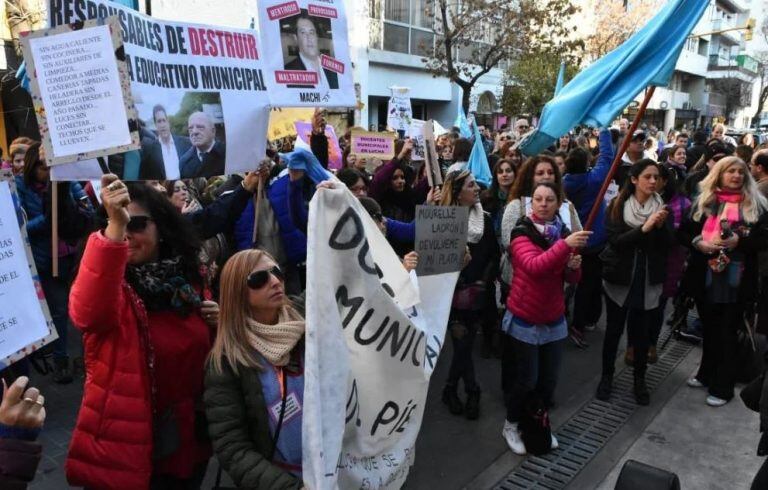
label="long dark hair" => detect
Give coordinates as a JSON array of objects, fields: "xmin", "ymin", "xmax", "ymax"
[
  {"xmin": 509, "ymin": 155, "xmax": 564, "ymax": 202},
  {"xmin": 481, "ymin": 159, "xmax": 515, "ymax": 214},
  {"xmin": 22, "ymin": 141, "xmax": 44, "ymax": 186},
  {"xmin": 125, "ymin": 182, "xmax": 203, "ymax": 283},
  {"xmin": 608, "ymin": 159, "xmax": 659, "ymax": 221}
]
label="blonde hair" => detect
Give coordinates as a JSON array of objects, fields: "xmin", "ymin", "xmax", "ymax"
[
  {"xmin": 440, "ymin": 169, "xmax": 472, "ymax": 206},
  {"xmin": 713, "ymin": 123, "xmax": 726, "ymax": 134},
  {"xmin": 693, "ymin": 156, "xmax": 768, "ymax": 223},
  {"xmin": 208, "ymin": 249, "xmax": 291, "ymax": 375}
]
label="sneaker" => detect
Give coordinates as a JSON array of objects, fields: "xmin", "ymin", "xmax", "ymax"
[
  {"xmin": 596, "ymin": 374, "xmax": 613, "ymax": 401},
  {"xmin": 706, "ymin": 395, "xmax": 728, "ymax": 407},
  {"xmin": 502, "ymin": 421, "xmax": 527, "ymax": 455},
  {"xmin": 53, "ymin": 356, "xmax": 73, "ymax": 384},
  {"xmin": 550, "ymin": 433, "xmax": 559, "ymax": 450},
  {"xmin": 569, "ymin": 328, "xmax": 589, "ymax": 349},
  {"xmin": 584, "ymin": 323, "xmax": 597, "ymax": 332},
  {"xmin": 648, "ymin": 346, "xmax": 658, "ymax": 364},
  {"xmin": 678, "ymin": 323, "xmax": 703, "ymax": 343},
  {"xmin": 686, "ymin": 377, "xmax": 705, "ymax": 388},
  {"xmin": 442, "ymin": 386, "xmax": 464, "ymax": 415},
  {"xmin": 624, "ymin": 346, "xmax": 634, "ymax": 366}
]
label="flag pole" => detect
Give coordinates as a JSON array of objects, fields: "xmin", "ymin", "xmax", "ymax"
[{"xmin": 583, "ymin": 86, "xmax": 657, "ymax": 231}]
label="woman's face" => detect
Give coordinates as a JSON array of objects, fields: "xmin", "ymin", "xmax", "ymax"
[
  {"xmin": 355, "ymin": 157, "xmax": 367, "ymax": 171},
  {"xmin": 531, "ymin": 185, "xmax": 559, "ymax": 221},
  {"xmin": 33, "ymin": 161, "xmax": 50, "ymax": 184},
  {"xmin": 349, "ymin": 177, "xmax": 367, "ymax": 198},
  {"xmin": 458, "ymin": 175, "xmax": 479, "ymax": 207},
  {"xmin": 391, "ymin": 169, "xmax": 406, "ymax": 192},
  {"xmin": 559, "ymin": 135, "xmax": 570, "ymax": 148},
  {"xmin": 126, "ymin": 202, "xmax": 160, "ymax": 265},
  {"xmin": 441, "ymin": 145, "xmax": 453, "ymax": 160},
  {"xmin": 719, "ymin": 163, "xmax": 746, "ymax": 191},
  {"xmin": 554, "ymin": 156, "xmax": 566, "ymax": 176},
  {"xmin": 346, "ymin": 153, "xmax": 357, "ymax": 167},
  {"xmin": 170, "ymin": 181, "xmax": 189, "ymax": 210},
  {"xmin": 533, "ymin": 162, "xmax": 556, "ymax": 185},
  {"xmin": 247, "ymin": 256, "xmax": 286, "ymax": 313},
  {"xmin": 672, "ymin": 147, "xmax": 687, "ymax": 165},
  {"xmin": 496, "ymin": 163, "xmax": 515, "ymax": 189},
  {"xmin": 631, "ymin": 165, "xmax": 659, "ymax": 198},
  {"xmin": 11, "ymin": 152, "xmax": 25, "ymax": 173},
  {"xmin": 713, "ymin": 126, "xmax": 724, "ymax": 140},
  {"xmin": 508, "ymin": 151, "xmax": 522, "ymax": 166}
]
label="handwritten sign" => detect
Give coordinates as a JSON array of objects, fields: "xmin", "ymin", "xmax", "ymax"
[
  {"xmin": 415, "ymin": 205, "xmax": 469, "ymax": 276},
  {"xmin": 407, "ymin": 119, "xmax": 425, "ymax": 161},
  {"xmin": 0, "ymin": 174, "xmax": 57, "ymax": 369},
  {"xmin": 294, "ymin": 121, "xmax": 343, "ymax": 170},
  {"xmin": 387, "ymin": 87, "xmax": 412, "ymax": 131},
  {"xmin": 350, "ymin": 129, "xmax": 396, "ymax": 160},
  {"xmin": 20, "ymin": 17, "xmax": 140, "ymax": 166}
]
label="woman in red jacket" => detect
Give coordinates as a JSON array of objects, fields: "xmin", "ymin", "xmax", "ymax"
[
  {"xmin": 66, "ymin": 175, "xmax": 220, "ymax": 489},
  {"xmin": 501, "ymin": 182, "xmax": 590, "ymax": 455}
]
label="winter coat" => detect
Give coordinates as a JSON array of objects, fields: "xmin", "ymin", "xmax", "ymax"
[
  {"xmin": 204, "ymin": 358, "xmax": 302, "ymax": 490},
  {"xmin": 0, "ymin": 435, "xmax": 42, "ymax": 490},
  {"xmin": 459, "ymin": 213, "xmax": 500, "ymax": 287},
  {"xmin": 66, "ymin": 232, "xmax": 212, "ymax": 489},
  {"xmin": 563, "ymin": 128, "xmax": 614, "ymax": 250},
  {"xmin": 506, "ymin": 217, "xmax": 581, "ymax": 325}
]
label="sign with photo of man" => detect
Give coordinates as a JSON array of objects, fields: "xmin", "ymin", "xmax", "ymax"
[{"xmin": 259, "ymin": 0, "xmax": 355, "ymax": 107}]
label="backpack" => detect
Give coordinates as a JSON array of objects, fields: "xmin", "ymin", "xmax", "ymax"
[{"xmin": 518, "ymin": 394, "xmax": 553, "ymax": 456}]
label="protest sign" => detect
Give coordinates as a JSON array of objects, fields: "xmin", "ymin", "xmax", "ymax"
[
  {"xmin": 268, "ymin": 107, "xmax": 315, "ymax": 140},
  {"xmin": 0, "ymin": 173, "xmax": 57, "ymax": 369},
  {"xmin": 387, "ymin": 87, "xmax": 412, "ymax": 131},
  {"xmin": 407, "ymin": 119, "xmax": 425, "ymax": 161},
  {"xmin": 415, "ymin": 205, "xmax": 468, "ymax": 276},
  {"xmin": 422, "ymin": 120, "xmax": 443, "ymax": 187},
  {"xmin": 294, "ymin": 121, "xmax": 343, "ymax": 170},
  {"xmin": 47, "ymin": 0, "xmax": 270, "ymax": 180},
  {"xmin": 303, "ymin": 187, "xmax": 460, "ymax": 490},
  {"xmin": 258, "ymin": 0, "xmax": 355, "ymax": 107},
  {"xmin": 20, "ymin": 17, "xmax": 140, "ymax": 166},
  {"xmin": 350, "ymin": 129, "xmax": 395, "ymax": 161}
]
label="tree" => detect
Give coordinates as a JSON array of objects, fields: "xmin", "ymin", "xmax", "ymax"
[
  {"xmin": 583, "ymin": 0, "xmax": 662, "ymax": 62},
  {"xmin": 709, "ymin": 77, "xmax": 753, "ymax": 126},
  {"xmin": 502, "ymin": 49, "xmax": 579, "ymax": 118},
  {"xmin": 422, "ymin": 0, "xmax": 582, "ymax": 114},
  {"xmin": 750, "ymin": 18, "xmax": 768, "ymax": 126}
]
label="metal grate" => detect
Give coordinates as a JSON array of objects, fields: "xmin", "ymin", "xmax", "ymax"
[{"xmin": 493, "ymin": 328, "xmax": 695, "ymax": 490}]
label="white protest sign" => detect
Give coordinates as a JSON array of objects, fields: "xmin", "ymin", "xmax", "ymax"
[
  {"xmin": 47, "ymin": 0, "xmax": 271, "ymax": 180},
  {"xmin": 303, "ymin": 187, "xmax": 459, "ymax": 490},
  {"xmin": 21, "ymin": 18, "xmax": 140, "ymax": 166},
  {"xmin": 604, "ymin": 180, "xmax": 620, "ymax": 206},
  {"xmin": 407, "ymin": 119, "xmax": 425, "ymax": 161},
  {"xmin": 0, "ymin": 175, "xmax": 57, "ymax": 369},
  {"xmin": 258, "ymin": 0, "xmax": 355, "ymax": 107},
  {"xmin": 387, "ymin": 87, "xmax": 412, "ymax": 132}
]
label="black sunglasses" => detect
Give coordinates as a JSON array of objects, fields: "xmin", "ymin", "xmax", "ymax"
[
  {"xmin": 127, "ymin": 215, "xmax": 153, "ymax": 233},
  {"xmin": 247, "ymin": 266, "xmax": 285, "ymax": 290}
]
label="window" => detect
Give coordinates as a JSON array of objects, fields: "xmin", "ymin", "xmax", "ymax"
[{"xmin": 380, "ymin": 0, "xmax": 435, "ymax": 56}]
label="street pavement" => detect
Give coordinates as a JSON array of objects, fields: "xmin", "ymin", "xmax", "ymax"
[{"xmin": 19, "ymin": 319, "xmax": 765, "ymax": 489}]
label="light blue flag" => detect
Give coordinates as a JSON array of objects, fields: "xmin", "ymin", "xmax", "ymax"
[
  {"xmin": 15, "ymin": 63, "xmax": 30, "ymax": 94},
  {"xmin": 519, "ymin": 0, "xmax": 709, "ymax": 156},
  {"xmin": 554, "ymin": 61, "xmax": 566, "ymax": 96},
  {"xmin": 467, "ymin": 120, "xmax": 492, "ymax": 187},
  {"xmin": 454, "ymin": 104, "xmax": 472, "ymax": 138}
]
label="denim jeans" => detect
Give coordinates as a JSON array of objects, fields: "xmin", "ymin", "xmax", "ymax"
[
  {"xmin": 39, "ymin": 255, "xmax": 75, "ymax": 360},
  {"xmin": 504, "ymin": 336, "xmax": 563, "ymax": 423}
]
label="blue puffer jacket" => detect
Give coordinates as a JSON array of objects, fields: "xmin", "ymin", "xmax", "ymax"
[
  {"xmin": 267, "ymin": 175, "xmax": 307, "ymax": 265},
  {"xmin": 562, "ymin": 129, "xmax": 613, "ymax": 251},
  {"xmin": 15, "ymin": 177, "xmax": 88, "ymax": 274}
]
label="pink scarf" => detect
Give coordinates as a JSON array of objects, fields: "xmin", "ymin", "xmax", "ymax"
[{"xmin": 701, "ymin": 190, "xmax": 743, "ymax": 242}]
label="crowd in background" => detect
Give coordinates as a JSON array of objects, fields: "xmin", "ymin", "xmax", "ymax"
[{"xmin": 2, "ymin": 109, "xmax": 768, "ymax": 489}]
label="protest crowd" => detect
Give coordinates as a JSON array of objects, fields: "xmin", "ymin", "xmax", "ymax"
[{"xmin": 3, "ymin": 1, "xmax": 768, "ymax": 489}]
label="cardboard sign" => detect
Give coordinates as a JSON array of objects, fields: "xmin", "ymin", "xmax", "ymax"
[
  {"xmin": 415, "ymin": 205, "xmax": 469, "ymax": 276},
  {"xmin": 303, "ymin": 186, "xmax": 459, "ymax": 489},
  {"xmin": 407, "ymin": 119, "xmax": 425, "ymax": 161},
  {"xmin": 258, "ymin": 0, "xmax": 355, "ymax": 107},
  {"xmin": 47, "ymin": 0, "xmax": 271, "ymax": 180},
  {"xmin": 350, "ymin": 129, "xmax": 395, "ymax": 160},
  {"xmin": 422, "ymin": 120, "xmax": 443, "ymax": 187},
  {"xmin": 20, "ymin": 17, "xmax": 140, "ymax": 166},
  {"xmin": 0, "ymin": 173, "xmax": 57, "ymax": 369}
]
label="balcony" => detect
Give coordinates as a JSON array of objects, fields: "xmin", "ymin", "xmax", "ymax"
[{"xmin": 710, "ymin": 18, "xmax": 742, "ymax": 45}]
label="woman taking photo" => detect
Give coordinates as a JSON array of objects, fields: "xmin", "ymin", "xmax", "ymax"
[
  {"xmin": 501, "ymin": 182, "xmax": 590, "ymax": 455},
  {"xmin": 67, "ymin": 175, "xmax": 219, "ymax": 489},
  {"xmin": 440, "ymin": 169, "xmax": 499, "ymax": 420},
  {"xmin": 681, "ymin": 157, "xmax": 768, "ymax": 407},
  {"xmin": 596, "ymin": 160, "xmax": 672, "ymax": 406},
  {"xmin": 205, "ymin": 249, "xmax": 305, "ymax": 489}
]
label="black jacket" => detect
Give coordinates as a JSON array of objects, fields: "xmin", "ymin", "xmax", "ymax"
[
  {"xmin": 284, "ymin": 56, "xmax": 339, "ymax": 89},
  {"xmin": 600, "ymin": 202, "xmax": 672, "ymax": 287},
  {"xmin": 179, "ymin": 141, "xmax": 227, "ymax": 178},
  {"xmin": 460, "ymin": 213, "xmax": 500, "ymax": 287}
]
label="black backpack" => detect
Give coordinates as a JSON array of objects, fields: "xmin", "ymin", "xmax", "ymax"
[{"xmin": 519, "ymin": 394, "xmax": 553, "ymax": 456}]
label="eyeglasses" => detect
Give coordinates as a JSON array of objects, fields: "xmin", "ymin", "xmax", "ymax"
[
  {"xmin": 126, "ymin": 215, "xmax": 153, "ymax": 233},
  {"xmin": 247, "ymin": 266, "xmax": 285, "ymax": 290}
]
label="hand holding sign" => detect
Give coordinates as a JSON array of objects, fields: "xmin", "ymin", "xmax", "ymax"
[{"xmin": 101, "ymin": 174, "xmax": 130, "ymax": 241}]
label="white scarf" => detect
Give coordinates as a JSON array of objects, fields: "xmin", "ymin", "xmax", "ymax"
[
  {"xmin": 467, "ymin": 202, "xmax": 485, "ymax": 244},
  {"xmin": 245, "ymin": 306, "xmax": 305, "ymax": 367},
  {"xmin": 623, "ymin": 193, "xmax": 664, "ymax": 228}
]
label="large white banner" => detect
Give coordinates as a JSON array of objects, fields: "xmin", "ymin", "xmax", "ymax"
[
  {"xmin": 258, "ymin": 0, "xmax": 355, "ymax": 107},
  {"xmin": 47, "ymin": 0, "xmax": 270, "ymax": 180},
  {"xmin": 303, "ymin": 187, "xmax": 459, "ymax": 489},
  {"xmin": 0, "ymin": 173, "xmax": 57, "ymax": 369}
]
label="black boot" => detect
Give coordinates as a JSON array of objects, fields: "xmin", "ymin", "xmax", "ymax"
[
  {"xmin": 465, "ymin": 390, "xmax": 481, "ymax": 420},
  {"xmin": 442, "ymin": 385, "xmax": 464, "ymax": 415},
  {"xmin": 53, "ymin": 356, "xmax": 73, "ymax": 384},
  {"xmin": 596, "ymin": 374, "xmax": 612, "ymax": 401},
  {"xmin": 634, "ymin": 376, "xmax": 650, "ymax": 406}
]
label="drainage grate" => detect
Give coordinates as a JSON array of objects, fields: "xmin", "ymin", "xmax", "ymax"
[{"xmin": 493, "ymin": 327, "xmax": 695, "ymax": 490}]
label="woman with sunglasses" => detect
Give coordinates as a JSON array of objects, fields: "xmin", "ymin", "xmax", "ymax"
[
  {"xmin": 439, "ymin": 170, "xmax": 499, "ymax": 420},
  {"xmin": 14, "ymin": 141, "xmax": 92, "ymax": 384},
  {"xmin": 205, "ymin": 249, "xmax": 306, "ymax": 489},
  {"xmin": 66, "ymin": 175, "xmax": 219, "ymax": 489}
]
